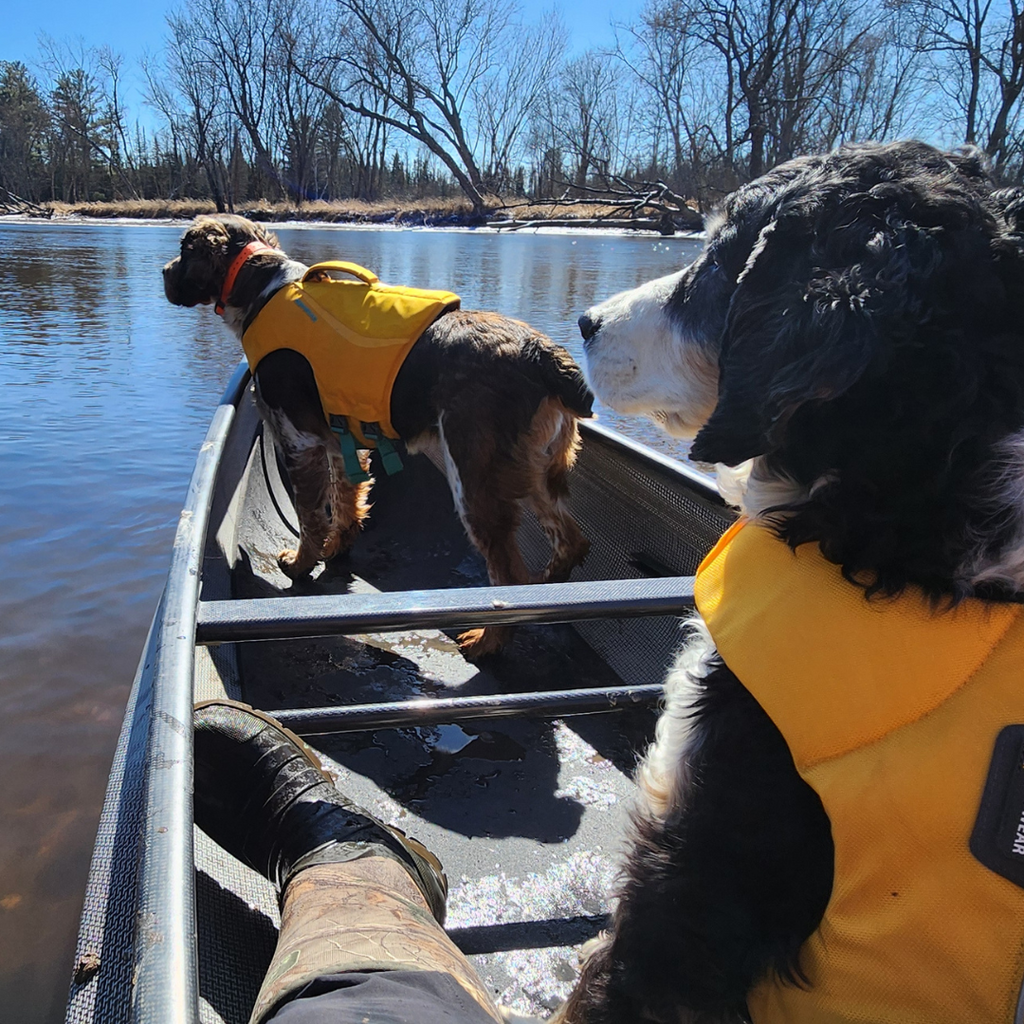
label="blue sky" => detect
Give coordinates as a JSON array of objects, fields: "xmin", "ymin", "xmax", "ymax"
[{"xmin": 2, "ymin": 0, "xmax": 640, "ymax": 130}]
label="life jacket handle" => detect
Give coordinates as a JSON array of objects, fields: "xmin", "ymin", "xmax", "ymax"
[{"xmin": 303, "ymin": 261, "xmax": 380, "ymax": 286}]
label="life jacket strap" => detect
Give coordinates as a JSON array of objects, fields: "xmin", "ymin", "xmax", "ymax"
[
  {"xmin": 328, "ymin": 416, "xmax": 371, "ymax": 483},
  {"xmin": 361, "ymin": 422, "xmax": 404, "ymax": 476}
]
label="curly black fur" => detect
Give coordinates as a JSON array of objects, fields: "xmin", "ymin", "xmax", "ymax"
[
  {"xmin": 688, "ymin": 141, "xmax": 1024, "ymax": 600},
  {"xmin": 567, "ymin": 140, "xmax": 1024, "ymax": 1024}
]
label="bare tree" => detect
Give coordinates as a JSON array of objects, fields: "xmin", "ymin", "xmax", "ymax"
[
  {"xmin": 980, "ymin": 0, "xmax": 1024, "ymax": 167},
  {"xmin": 620, "ymin": 0, "xmax": 892, "ymax": 184},
  {"xmin": 186, "ymin": 0, "xmax": 281, "ymax": 194},
  {"xmin": 274, "ymin": 3, "xmax": 338, "ymax": 199},
  {"xmin": 615, "ymin": 2, "xmax": 735, "ymax": 204},
  {"xmin": 291, "ymin": 0, "xmax": 562, "ymax": 213},
  {"xmin": 473, "ymin": 14, "xmax": 566, "ymax": 191},
  {"xmin": 815, "ymin": 14, "xmax": 923, "ymax": 144},
  {"xmin": 970, "ymin": 0, "xmax": 1024, "ymax": 166},
  {"xmin": 536, "ymin": 52, "xmax": 624, "ymax": 192},
  {"xmin": 906, "ymin": 0, "xmax": 1024, "ymax": 174},
  {"xmin": 96, "ymin": 47, "xmax": 139, "ymax": 196},
  {"xmin": 151, "ymin": 13, "xmax": 232, "ymax": 209},
  {"xmin": 907, "ymin": 0, "xmax": 992, "ymax": 142}
]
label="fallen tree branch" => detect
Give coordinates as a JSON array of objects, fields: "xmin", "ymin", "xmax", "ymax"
[
  {"xmin": 493, "ymin": 216, "xmax": 701, "ymax": 233},
  {"xmin": 497, "ymin": 179, "xmax": 703, "ymax": 234},
  {"xmin": 0, "ymin": 188, "xmax": 52, "ymax": 217}
]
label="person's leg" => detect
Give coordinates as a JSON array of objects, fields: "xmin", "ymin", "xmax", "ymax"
[
  {"xmin": 193, "ymin": 700, "xmax": 503, "ymax": 1024},
  {"xmin": 269, "ymin": 968, "xmax": 502, "ymax": 1024}
]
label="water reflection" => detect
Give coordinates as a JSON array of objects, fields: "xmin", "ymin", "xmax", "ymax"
[{"xmin": 0, "ymin": 220, "xmax": 701, "ymax": 1023}]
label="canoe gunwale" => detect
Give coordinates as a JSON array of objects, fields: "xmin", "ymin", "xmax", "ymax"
[
  {"xmin": 579, "ymin": 417, "xmax": 720, "ymax": 497},
  {"xmin": 123, "ymin": 363, "xmax": 249, "ymax": 1024}
]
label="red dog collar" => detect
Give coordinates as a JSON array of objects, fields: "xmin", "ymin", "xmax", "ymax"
[{"xmin": 215, "ymin": 240, "xmax": 277, "ymax": 315}]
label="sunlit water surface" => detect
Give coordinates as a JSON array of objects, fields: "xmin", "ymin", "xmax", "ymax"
[{"xmin": 0, "ymin": 220, "xmax": 701, "ymax": 1023}]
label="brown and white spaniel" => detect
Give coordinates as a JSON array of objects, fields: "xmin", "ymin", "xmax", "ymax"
[{"xmin": 163, "ymin": 215, "xmax": 592, "ymax": 658}]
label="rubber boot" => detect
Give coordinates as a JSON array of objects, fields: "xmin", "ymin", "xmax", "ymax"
[
  {"xmin": 251, "ymin": 856, "xmax": 504, "ymax": 1024},
  {"xmin": 192, "ymin": 700, "xmax": 503, "ymax": 1024}
]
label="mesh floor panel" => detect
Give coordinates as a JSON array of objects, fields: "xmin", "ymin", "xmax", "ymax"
[{"xmin": 519, "ymin": 427, "xmax": 734, "ymax": 685}]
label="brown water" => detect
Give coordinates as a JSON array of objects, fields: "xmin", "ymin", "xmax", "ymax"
[{"xmin": 0, "ymin": 220, "xmax": 701, "ymax": 1023}]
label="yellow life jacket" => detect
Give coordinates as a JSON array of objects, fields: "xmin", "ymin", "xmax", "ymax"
[
  {"xmin": 694, "ymin": 520, "xmax": 1024, "ymax": 1024},
  {"xmin": 241, "ymin": 261, "xmax": 460, "ymax": 456}
]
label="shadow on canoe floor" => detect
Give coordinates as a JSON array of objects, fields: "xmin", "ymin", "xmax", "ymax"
[
  {"xmin": 227, "ymin": 440, "xmax": 655, "ymax": 843},
  {"xmin": 197, "ymin": 870, "xmax": 277, "ymax": 1024},
  {"xmin": 231, "ymin": 571, "xmax": 653, "ymax": 841}
]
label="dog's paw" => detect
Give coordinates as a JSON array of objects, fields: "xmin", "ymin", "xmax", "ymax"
[
  {"xmin": 277, "ymin": 549, "xmax": 316, "ymax": 580},
  {"xmin": 457, "ymin": 627, "xmax": 508, "ymax": 660}
]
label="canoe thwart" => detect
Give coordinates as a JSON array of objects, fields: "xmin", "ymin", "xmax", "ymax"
[
  {"xmin": 196, "ymin": 576, "xmax": 697, "ymax": 644},
  {"xmin": 272, "ymin": 683, "xmax": 665, "ymax": 735}
]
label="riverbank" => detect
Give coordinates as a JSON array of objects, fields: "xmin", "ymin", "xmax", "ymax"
[{"xmin": 5, "ymin": 195, "xmax": 702, "ymax": 234}]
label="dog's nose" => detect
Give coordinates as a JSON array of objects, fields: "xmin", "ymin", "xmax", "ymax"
[{"xmin": 578, "ymin": 312, "xmax": 602, "ymax": 342}]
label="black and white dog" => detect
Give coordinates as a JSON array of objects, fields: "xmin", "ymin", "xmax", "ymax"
[{"xmin": 561, "ymin": 141, "xmax": 1024, "ymax": 1022}]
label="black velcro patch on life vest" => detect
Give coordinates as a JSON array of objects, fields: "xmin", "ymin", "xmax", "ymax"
[{"xmin": 971, "ymin": 725, "xmax": 1024, "ymax": 889}]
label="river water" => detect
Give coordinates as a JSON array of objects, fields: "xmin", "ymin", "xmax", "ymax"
[{"xmin": 0, "ymin": 220, "xmax": 701, "ymax": 1023}]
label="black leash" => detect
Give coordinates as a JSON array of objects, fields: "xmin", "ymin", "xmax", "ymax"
[{"xmin": 258, "ymin": 425, "xmax": 301, "ymax": 538}]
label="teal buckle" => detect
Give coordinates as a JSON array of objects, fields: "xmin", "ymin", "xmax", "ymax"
[
  {"xmin": 329, "ymin": 416, "xmax": 371, "ymax": 482},
  {"xmin": 361, "ymin": 422, "xmax": 404, "ymax": 476}
]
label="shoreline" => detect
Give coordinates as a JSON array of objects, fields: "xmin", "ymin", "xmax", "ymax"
[
  {"xmin": 0, "ymin": 197, "xmax": 704, "ymax": 237},
  {"xmin": 0, "ymin": 211, "xmax": 704, "ymax": 239}
]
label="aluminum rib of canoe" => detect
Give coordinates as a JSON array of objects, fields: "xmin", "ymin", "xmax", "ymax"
[{"xmin": 65, "ymin": 360, "xmax": 734, "ymax": 1024}]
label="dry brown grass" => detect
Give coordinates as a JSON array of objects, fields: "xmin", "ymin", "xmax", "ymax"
[
  {"xmin": 488, "ymin": 200, "xmax": 621, "ymax": 221},
  {"xmin": 244, "ymin": 196, "xmax": 489, "ymax": 224},
  {"xmin": 40, "ymin": 195, "xmax": 632, "ymax": 226},
  {"xmin": 45, "ymin": 198, "xmax": 220, "ymax": 219}
]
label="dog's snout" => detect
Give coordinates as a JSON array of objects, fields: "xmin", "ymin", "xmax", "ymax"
[
  {"xmin": 163, "ymin": 258, "xmax": 183, "ymax": 304},
  {"xmin": 578, "ymin": 311, "xmax": 602, "ymax": 343},
  {"xmin": 162, "ymin": 258, "xmax": 180, "ymax": 284}
]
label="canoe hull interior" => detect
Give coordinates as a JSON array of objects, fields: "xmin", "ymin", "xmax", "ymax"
[{"xmin": 67, "ymin": 378, "xmax": 734, "ymax": 1024}]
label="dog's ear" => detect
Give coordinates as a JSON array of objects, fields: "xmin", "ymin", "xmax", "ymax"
[
  {"xmin": 183, "ymin": 216, "xmax": 232, "ymax": 261},
  {"xmin": 690, "ymin": 191, "xmax": 948, "ymax": 466},
  {"xmin": 183, "ymin": 215, "xmax": 279, "ymax": 259}
]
